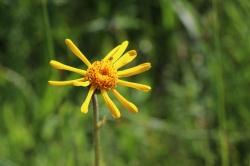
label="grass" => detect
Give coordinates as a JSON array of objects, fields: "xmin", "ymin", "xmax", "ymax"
[{"xmin": 0, "ymin": 0, "xmax": 250, "ymax": 165}]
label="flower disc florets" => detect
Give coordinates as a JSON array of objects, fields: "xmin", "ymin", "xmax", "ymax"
[{"xmin": 85, "ymin": 60, "xmax": 118, "ymax": 90}]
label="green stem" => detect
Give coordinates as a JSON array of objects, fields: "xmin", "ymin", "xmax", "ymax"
[
  {"xmin": 212, "ymin": 0, "xmax": 228, "ymax": 165},
  {"xmin": 92, "ymin": 93, "xmax": 100, "ymax": 166},
  {"xmin": 42, "ymin": 0, "xmax": 55, "ymax": 60}
]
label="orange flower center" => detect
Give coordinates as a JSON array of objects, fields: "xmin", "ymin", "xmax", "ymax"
[{"xmin": 85, "ymin": 60, "xmax": 118, "ymax": 90}]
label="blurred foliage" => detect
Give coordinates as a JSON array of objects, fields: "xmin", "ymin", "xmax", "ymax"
[{"xmin": 1, "ymin": 0, "xmax": 250, "ymax": 165}]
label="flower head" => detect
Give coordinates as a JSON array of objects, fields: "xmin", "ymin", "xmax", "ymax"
[
  {"xmin": 85, "ymin": 60, "xmax": 118, "ymax": 90},
  {"xmin": 48, "ymin": 39, "xmax": 151, "ymax": 118}
]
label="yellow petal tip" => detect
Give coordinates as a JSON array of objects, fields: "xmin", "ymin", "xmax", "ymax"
[
  {"xmin": 113, "ymin": 112, "xmax": 121, "ymax": 119},
  {"xmin": 49, "ymin": 60, "xmax": 60, "ymax": 68},
  {"xmin": 147, "ymin": 62, "xmax": 152, "ymax": 67},
  {"xmin": 65, "ymin": 39, "xmax": 71, "ymax": 44},
  {"xmin": 129, "ymin": 107, "xmax": 138, "ymax": 113},
  {"xmin": 131, "ymin": 105, "xmax": 139, "ymax": 113},
  {"xmin": 49, "ymin": 60, "xmax": 55, "ymax": 65},
  {"xmin": 129, "ymin": 50, "xmax": 137, "ymax": 56},
  {"xmin": 121, "ymin": 41, "xmax": 129, "ymax": 48},
  {"xmin": 143, "ymin": 62, "xmax": 152, "ymax": 69},
  {"xmin": 123, "ymin": 40, "xmax": 129, "ymax": 44},
  {"xmin": 144, "ymin": 86, "xmax": 152, "ymax": 92},
  {"xmin": 81, "ymin": 105, "xmax": 88, "ymax": 114},
  {"xmin": 81, "ymin": 99, "xmax": 91, "ymax": 114}
]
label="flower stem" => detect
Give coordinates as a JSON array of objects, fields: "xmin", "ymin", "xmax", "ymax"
[{"xmin": 92, "ymin": 93, "xmax": 100, "ymax": 166}]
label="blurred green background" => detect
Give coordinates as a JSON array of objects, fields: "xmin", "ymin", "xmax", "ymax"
[{"xmin": 1, "ymin": 0, "xmax": 250, "ymax": 165}]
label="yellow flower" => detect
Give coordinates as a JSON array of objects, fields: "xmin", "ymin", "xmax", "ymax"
[{"xmin": 48, "ymin": 39, "xmax": 151, "ymax": 118}]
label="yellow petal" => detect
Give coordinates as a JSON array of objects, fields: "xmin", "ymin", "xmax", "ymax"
[
  {"xmin": 81, "ymin": 86, "xmax": 96, "ymax": 113},
  {"xmin": 117, "ymin": 63, "xmax": 151, "ymax": 78},
  {"xmin": 117, "ymin": 79, "xmax": 151, "ymax": 92},
  {"xmin": 103, "ymin": 44, "xmax": 121, "ymax": 61},
  {"xmin": 50, "ymin": 60, "xmax": 86, "ymax": 75},
  {"xmin": 65, "ymin": 39, "xmax": 91, "ymax": 67},
  {"xmin": 72, "ymin": 81, "xmax": 90, "ymax": 87},
  {"xmin": 111, "ymin": 89, "xmax": 138, "ymax": 113},
  {"xmin": 113, "ymin": 50, "xmax": 137, "ymax": 69},
  {"xmin": 101, "ymin": 90, "xmax": 121, "ymax": 118},
  {"xmin": 111, "ymin": 41, "xmax": 129, "ymax": 62},
  {"xmin": 48, "ymin": 78, "xmax": 85, "ymax": 86}
]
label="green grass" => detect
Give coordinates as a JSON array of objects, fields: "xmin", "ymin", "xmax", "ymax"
[{"xmin": 0, "ymin": 0, "xmax": 250, "ymax": 165}]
